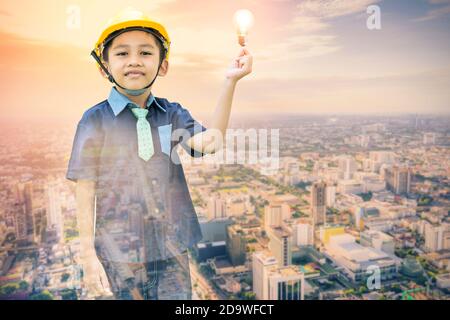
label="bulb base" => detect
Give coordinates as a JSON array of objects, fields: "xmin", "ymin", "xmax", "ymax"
[{"xmin": 238, "ymin": 35, "xmax": 246, "ymax": 46}]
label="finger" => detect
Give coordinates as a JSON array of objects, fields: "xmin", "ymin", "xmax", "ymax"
[
  {"xmin": 241, "ymin": 46, "xmax": 250, "ymax": 55},
  {"xmin": 238, "ymin": 57, "xmax": 250, "ymax": 68},
  {"xmin": 237, "ymin": 46, "xmax": 248, "ymax": 57},
  {"xmin": 238, "ymin": 46, "xmax": 251, "ymax": 57}
]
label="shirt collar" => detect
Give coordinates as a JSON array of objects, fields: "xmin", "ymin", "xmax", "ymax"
[{"xmin": 107, "ymin": 86, "xmax": 166, "ymax": 116}]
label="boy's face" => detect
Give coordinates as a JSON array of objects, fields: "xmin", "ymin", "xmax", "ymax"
[{"xmin": 103, "ymin": 30, "xmax": 168, "ymax": 90}]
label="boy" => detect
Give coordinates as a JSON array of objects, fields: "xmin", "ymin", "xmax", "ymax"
[{"xmin": 66, "ymin": 8, "xmax": 252, "ymax": 300}]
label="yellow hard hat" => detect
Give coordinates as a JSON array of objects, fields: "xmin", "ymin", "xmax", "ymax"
[{"xmin": 93, "ymin": 7, "xmax": 171, "ymax": 61}]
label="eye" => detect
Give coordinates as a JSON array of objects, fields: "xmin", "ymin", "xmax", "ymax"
[
  {"xmin": 141, "ymin": 51, "xmax": 153, "ymax": 55},
  {"xmin": 116, "ymin": 52, "xmax": 128, "ymax": 56}
]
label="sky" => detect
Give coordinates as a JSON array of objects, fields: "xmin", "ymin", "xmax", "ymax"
[{"xmin": 0, "ymin": 0, "xmax": 449, "ymax": 123}]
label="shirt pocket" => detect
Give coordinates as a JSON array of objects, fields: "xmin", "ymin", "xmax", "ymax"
[{"xmin": 158, "ymin": 124, "xmax": 172, "ymax": 156}]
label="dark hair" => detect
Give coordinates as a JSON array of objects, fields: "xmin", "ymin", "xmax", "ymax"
[{"xmin": 102, "ymin": 28, "xmax": 166, "ymax": 64}]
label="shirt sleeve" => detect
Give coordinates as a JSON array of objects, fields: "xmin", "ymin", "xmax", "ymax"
[
  {"xmin": 66, "ymin": 116, "xmax": 103, "ymax": 182},
  {"xmin": 172, "ymin": 104, "xmax": 208, "ymax": 158}
]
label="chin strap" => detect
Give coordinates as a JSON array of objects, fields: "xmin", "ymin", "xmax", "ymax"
[{"xmin": 90, "ymin": 50, "xmax": 163, "ymax": 96}]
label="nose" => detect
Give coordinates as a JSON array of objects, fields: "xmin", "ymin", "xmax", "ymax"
[{"xmin": 127, "ymin": 52, "xmax": 143, "ymax": 67}]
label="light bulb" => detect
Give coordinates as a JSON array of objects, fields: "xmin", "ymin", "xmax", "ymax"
[{"xmin": 233, "ymin": 9, "xmax": 254, "ymax": 46}]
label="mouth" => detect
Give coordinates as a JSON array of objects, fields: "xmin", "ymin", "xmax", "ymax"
[{"xmin": 124, "ymin": 71, "xmax": 145, "ymax": 77}]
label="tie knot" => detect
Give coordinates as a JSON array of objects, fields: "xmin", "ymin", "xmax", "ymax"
[{"xmin": 130, "ymin": 107, "xmax": 148, "ymax": 119}]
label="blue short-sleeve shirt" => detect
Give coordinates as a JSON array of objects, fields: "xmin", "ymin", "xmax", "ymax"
[{"xmin": 66, "ymin": 87, "xmax": 206, "ymax": 263}]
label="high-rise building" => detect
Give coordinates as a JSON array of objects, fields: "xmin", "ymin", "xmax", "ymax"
[
  {"xmin": 368, "ymin": 151, "xmax": 396, "ymax": 173},
  {"xmin": 424, "ymin": 222, "xmax": 448, "ymax": 252},
  {"xmin": 199, "ymin": 217, "xmax": 233, "ymax": 243},
  {"xmin": 423, "ymin": 132, "xmax": 436, "ymax": 145},
  {"xmin": 339, "ymin": 156, "xmax": 357, "ymax": 180},
  {"xmin": 293, "ymin": 223, "xmax": 313, "ymax": 247},
  {"xmin": 23, "ymin": 182, "xmax": 35, "ymax": 239},
  {"xmin": 252, "ymin": 251, "xmax": 305, "ymax": 300},
  {"xmin": 207, "ymin": 195, "xmax": 227, "ymax": 220},
  {"xmin": 46, "ymin": 181, "xmax": 64, "ymax": 243},
  {"xmin": 264, "ymin": 203, "xmax": 290, "ymax": 229},
  {"xmin": 13, "ymin": 203, "xmax": 27, "ymax": 241},
  {"xmin": 326, "ymin": 184, "xmax": 336, "ymax": 207},
  {"xmin": 252, "ymin": 251, "xmax": 278, "ymax": 300},
  {"xmin": 268, "ymin": 226, "xmax": 292, "ymax": 267},
  {"xmin": 311, "ymin": 181, "xmax": 327, "ymax": 226},
  {"xmin": 13, "ymin": 181, "xmax": 39, "ymax": 243},
  {"xmin": 226, "ymin": 224, "xmax": 247, "ymax": 266},
  {"xmin": 444, "ymin": 229, "xmax": 450, "ymax": 251},
  {"xmin": 385, "ymin": 165, "xmax": 411, "ymax": 195},
  {"xmin": 267, "ymin": 266, "xmax": 305, "ymax": 300},
  {"xmin": 354, "ymin": 207, "xmax": 364, "ymax": 230}
]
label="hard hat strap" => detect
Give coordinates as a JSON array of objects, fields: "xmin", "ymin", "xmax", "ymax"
[{"xmin": 90, "ymin": 50, "xmax": 115, "ymax": 83}]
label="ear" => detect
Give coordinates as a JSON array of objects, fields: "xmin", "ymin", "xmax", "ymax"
[
  {"xmin": 98, "ymin": 67, "xmax": 109, "ymax": 79},
  {"xmin": 158, "ymin": 59, "xmax": 169, "ymax": 77},
  {"xmin": 98, "ymin": 61, "xmax": 110, "ymax": 79}
]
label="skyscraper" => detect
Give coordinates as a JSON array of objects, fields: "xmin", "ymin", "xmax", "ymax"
[
  {"xmin": 23, "ymin": 182, "xmax": 34, "ymax": 239},
  {"xmin": 13, "ymin": 203, "xmax": 27, "ymax": 241},
  {"xmin": 385, "ymin": 165, "xmax": 411, "ymax": 195},
  {"xmin": 326, "ymin": 184, "xmax": 336, "ymax": 207},
  {"xmin": 46, "ymin": 181, "xmax": 64, "ymax": 243},
  {"xmin": 311, "ymin": 181, "xmax": 327, "ymax": 226},
  {"xmin": 207, "ymin": 195, "xmax": 227, "ymax": 220},
  {"xmin": 13, "ymin": 181, "xmax": 39, "ymax": 243},
  {"xmin": 267, "ymin": 266, "xmax": 305, "ymax": 300},
  {"xmin": 264, "ymin": 202, "xmax": 290, "ymax": 229},
  {"xmin": 252, "ymin": 251, "xmax": 278, "ymax": 300},
  {"xmin": 339, "ymin": 156, "xmax": 357, "ymax": 180},
  {"xmin": 424, "ymin": 222, "xmax": 448, "ymax": 252},
  {"xmin": 226, "ymin": 224, "xmax": 247, "ymax": 266},
  {"xmin": 252, "ymin": 251, "xmax": 305, "ymax": 300},
  {"xmin": 293, "ymin": 223, "xmax": 314, "ymax": 247},
  {"xmin": 267, "ymin": 226, "xmax": 292, "ymax": 267}
]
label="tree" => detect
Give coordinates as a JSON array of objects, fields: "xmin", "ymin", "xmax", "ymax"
[
  {"xmin": 19, "ymin": 281, "xmax": 29, "ymax": 291},
  {"xmin": 358, "ymin": 191, "xmax": 373, "ymax": 202},
  {"xmin": 61, "ymin": 273, "xmax": 70, "ymax": 282},
  {"xmin": 241, "ymin": 291, "xmax": 256, "ymax": 300},
  {"xmin": 1, "ymin": 284, "xmax": 18, "ymax": 295},
  {"xmin": 29, "ymin": 290, "xmax": 54, "ymax": 300},
  {"xmin": 292, "ymin": 212, "xmax": 301, "ymax": 218},
  {"xmin": 60, "ymin": 289, "xmax": 77, "ymax": 300},
  {"xmin": 418, "ymin": 195, "xmax": 433, "ymax": 206},
  {"xmin": 358, "ymin": 286, "xmax": 368, "ymax": 295}
]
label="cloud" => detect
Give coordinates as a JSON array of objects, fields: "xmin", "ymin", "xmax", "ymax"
[
  {"xmin": 257, "ymin": 34, "xmax": 340, "ymax": 62},
  {"xmin": 428, "ymin": 0, "xmax": 450, "ymax": 4},
  {"xmin": 233, "ymin": 66, "xmax": 450, "ymax": 114},
  {"xmin": 415, "ymin": 0, "xmax": 450, "ymax": 21},
  {"xmin": 270, "ymin": 0, "xmax": 380, "ymax": 61},
  {"xmin": 286, "ymin": 16, "xmax": 330, "ymax": 33},
  {"xmin": 295, "ymin": 0, "xmax": 381, "ymax": 19}
]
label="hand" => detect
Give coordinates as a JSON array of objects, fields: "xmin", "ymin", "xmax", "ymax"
[
  {"xmin": 81, "ymin": 255, "xmax": 113, "ymax": 300},
  {"xmin": 225, "ymin": 46, "xmax": 253, "ymax": 82}
]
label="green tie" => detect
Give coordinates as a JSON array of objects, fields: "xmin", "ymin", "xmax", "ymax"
[{"xmin": 130, "ymin": 106, "xmax": 154, "ymax": 161}]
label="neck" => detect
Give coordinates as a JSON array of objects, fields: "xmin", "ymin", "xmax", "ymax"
[{"xmin": 116, "ymin": 86, "xmax": 152, "ymax": 108}]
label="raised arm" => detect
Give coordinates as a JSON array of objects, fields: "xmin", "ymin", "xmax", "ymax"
[{"xmin": 185, "ymin": 47, "xmax": 253, "ymax": 154}]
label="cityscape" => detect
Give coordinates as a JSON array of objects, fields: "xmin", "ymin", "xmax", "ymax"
[{"xmin": 0, "ymin": 113, "xmax": 449, "ymax": 300}]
